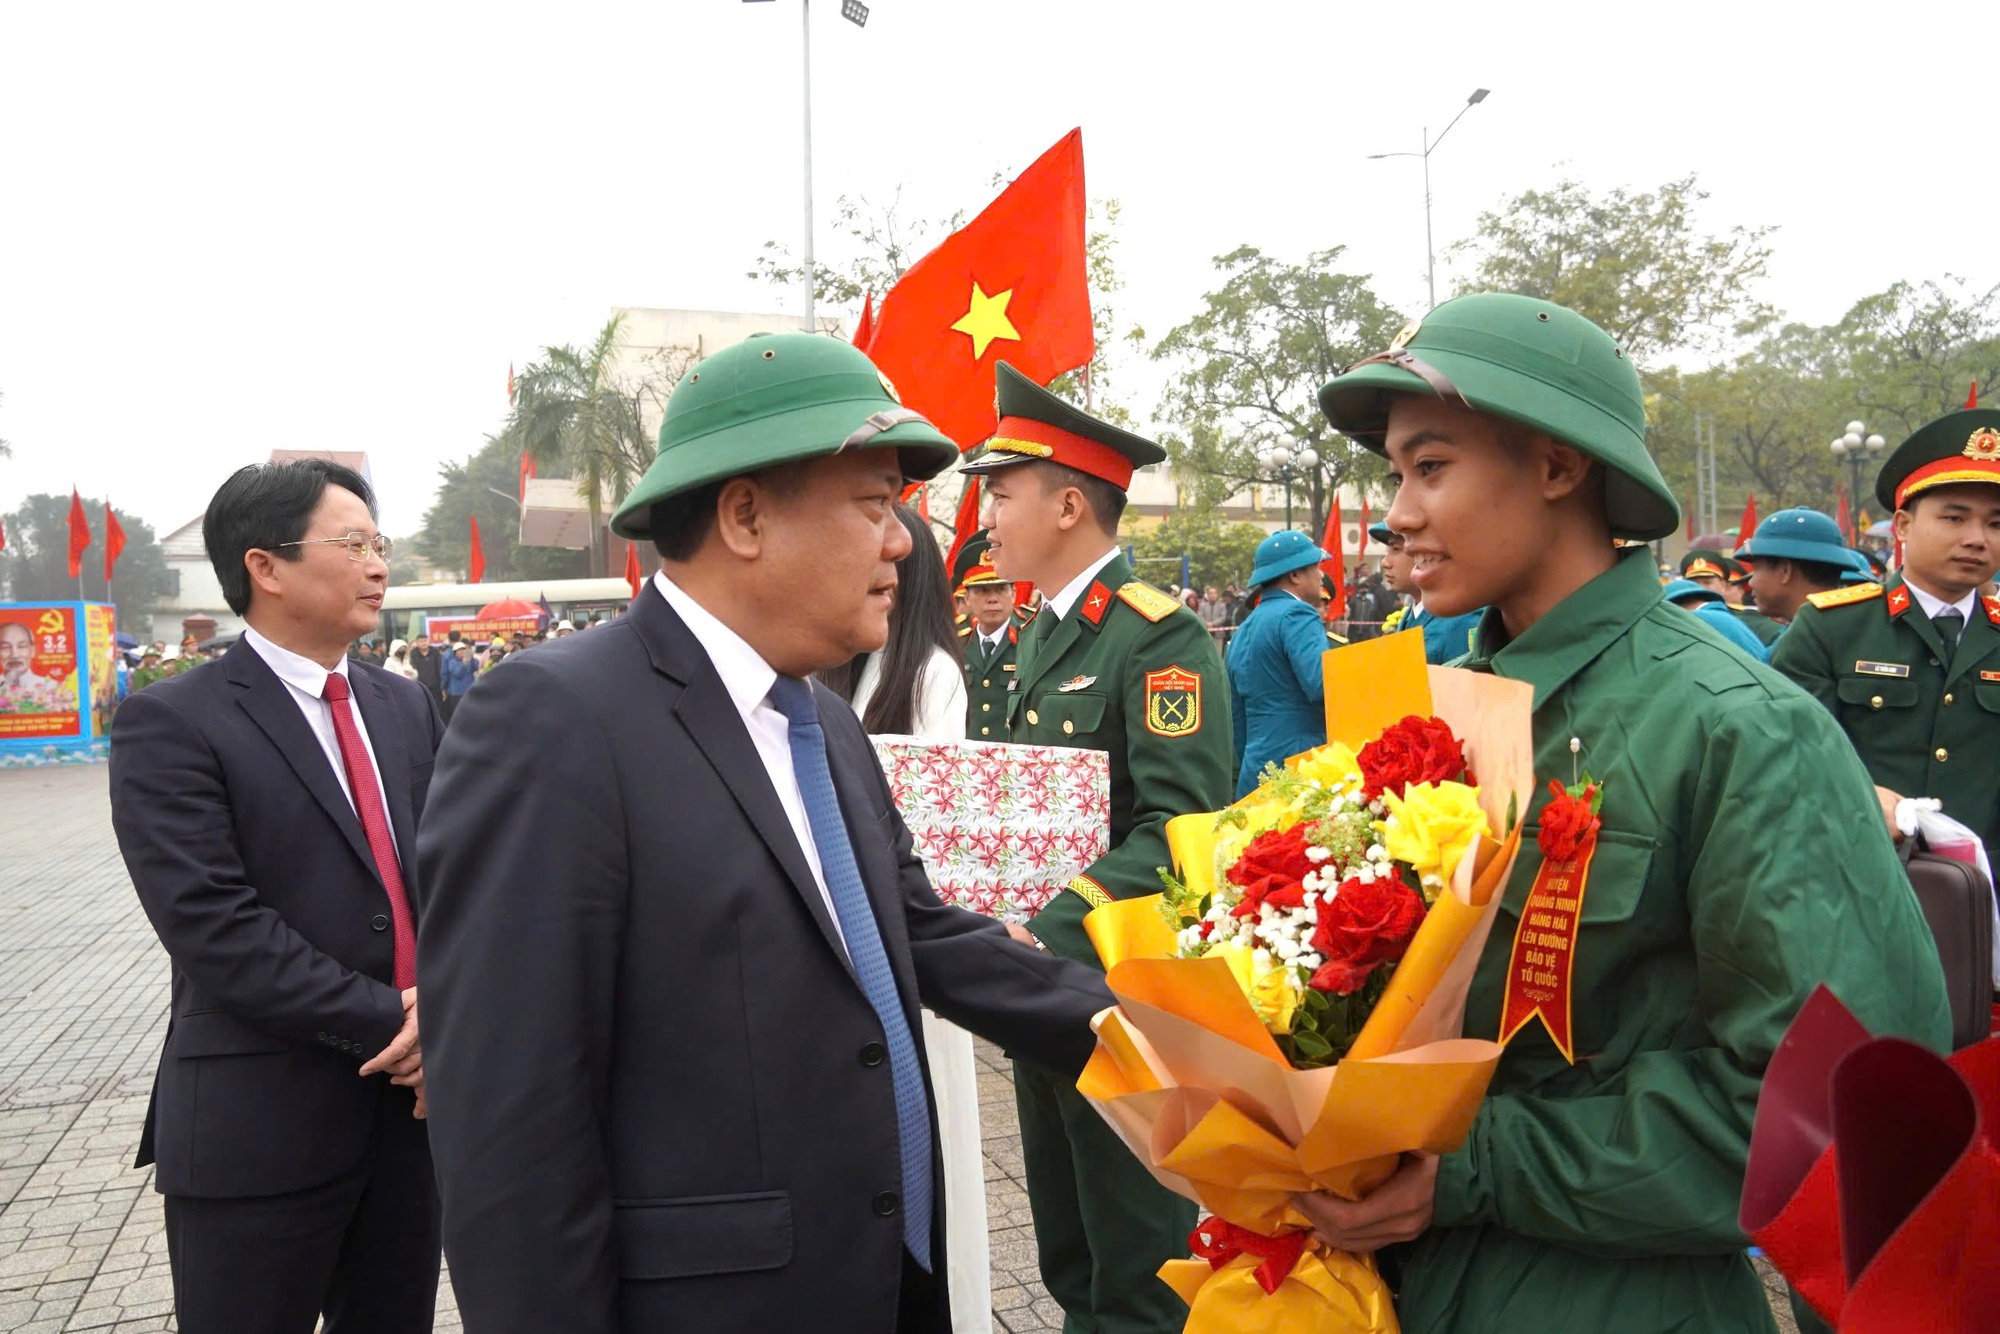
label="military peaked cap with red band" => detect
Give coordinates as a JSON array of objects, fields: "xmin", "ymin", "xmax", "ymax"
[
  {"xmin": 1875, "ymin": 393, "xmax": 2000, "ymax": 512},
  {"xmin": 959, "ymin": 360, "xmax": 1166, "ymax": 491}
]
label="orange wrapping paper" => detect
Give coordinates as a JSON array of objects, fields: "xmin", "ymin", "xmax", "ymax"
[{"xmin": 1077, "ymin": 633, "xmax": 1535, "ymax": 1334}]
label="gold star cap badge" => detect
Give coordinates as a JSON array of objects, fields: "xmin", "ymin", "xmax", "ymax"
[
  {"xmin": 1966, "ymin": 426, "xmax": 2000, "ymax": 461},
  {"xmin": 1389, "ymin": 318, "xmax": 1422, "ymax": 351}
]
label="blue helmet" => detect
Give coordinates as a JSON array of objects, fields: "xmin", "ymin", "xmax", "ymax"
[
  {"xmin": 1735, "ymin": 508, "xmax": 1871, "ymax": 575},
  {"xmin": 1248, "ymin": 529, "xmax": 1330, "ymax": 589}
]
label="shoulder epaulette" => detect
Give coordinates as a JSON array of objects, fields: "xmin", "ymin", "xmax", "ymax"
[
  {"xmin": 957, "ymin": 623, "xmax": 973, "ymax": 638},
  {"xmin": 1116, "ymin": 581, "xmax": 1181, "ymax": 622},
  {"xmin": 1807, "ymin": 582, "xmax": 1882, "ymax": 610}
]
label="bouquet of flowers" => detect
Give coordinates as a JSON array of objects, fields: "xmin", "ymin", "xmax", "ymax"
[{"xmin": 1076, "ymin": 631, "xmax": 1535, "ymax": 1334}]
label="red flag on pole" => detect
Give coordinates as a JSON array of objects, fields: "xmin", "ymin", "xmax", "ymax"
[
  {"xmin": 916, "ymin": 483, "xmax": 930, "ymax": 523},
  {"xmin": 945, "ymin": 479, "xmax": 982, "ymax": 578},
  {"xmin": 852, "ymin": 292, "xmax": 876, "ymax": 351},
  {"xmin": 104, "ymin": 505, "xmax": 127, "ymax": 585},
  {"xmin": 519, "ymin": 452, "xmax": 536, "ymax": 503},
  {"xmin": 1835, "ymin": 488, "xmax": 1853, "ymax": 544},
  {"xmin": 467, "ymin": 515, "xmax": 485, "ymax": 584},
  {"xmin": 1320, "ymin": 497, "xmax": 1346, "ymax": 623},
  {"xmin": 623, "ymin": 538, "xmax": 643, "ymax": 600},
  {"xmin": 1969, "ymin": 380, "xmax": 1980, "ymax": 410},
  {"xmin": 865, "ymin": 129, "xmax": 1095, "ymax": 449},
  {"xmin": 1735, "ymin": 493, "xmax": 1758, "ymax": 553},
  {"xmin": 508, "ymin": 363, "xmax": 516, "ymax": 404},
  {"xmin": 66, "ymin": 489, "xmax": 90, "ymax": 579}
]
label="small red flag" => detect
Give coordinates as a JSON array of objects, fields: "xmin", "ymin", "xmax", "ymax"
[
  {"xmin": 1969, "ymin": 380, "xmax": 1980, "ymax": 410},
  {"xmin": 1836, "ymin": 487, "xmax": 1852, "ymax": 544},
  {"xmin": 66, "ymin": 489, "xmax": 90, "ymax": 579},
  {"xmin": 519, "ymin": 452, "xmax": 537, "ymax": 503},
  {"xmin": 623, "ymin": 538, "xmax": 643, "ymax": 600},
  {"xmin": 866, "ymin": 129, "xmax": 1094, "ymax": 449},
  {"xmin": 945, "ymin": 478, "xmax": 982, "ymax": 578},
  {"xmin": 1320, "ymin": 497, "xmax": 1346, "ymax": 623},
  {"xmin": 1735, "ymin": 493, "xmax": 1758, "ymax": 552},
  {"xmin": 467, "ymin": 515, "xmax": 486, "ymax": 584},
  {"xmin": 852, "ymin": 292, "xmax": 876, "ymax": 351},
  {"xmin": 916, "ymin": 483, "xmax": 930, "ymax": 523},
  {"xmin": 508, "ymin": 362, "xmax": 517, "ymax": 404},
  {"xmin": 104, "ymin": 505, "xmax": 127, "ymax": 585}
]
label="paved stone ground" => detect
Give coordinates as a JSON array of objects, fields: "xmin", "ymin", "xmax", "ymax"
[{"xmin": 0, "ymin": 763, "xmax": 1794, "ymax": 1334}]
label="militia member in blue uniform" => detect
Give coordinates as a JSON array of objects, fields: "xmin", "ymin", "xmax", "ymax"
[
  {"xmin": 1373, "ymin": 520, "xmax": 1481, "ymax": 661},
  {"xmin": 1226, "ymin": 529, "xmax": 1335, "ymax": 797},
  {"xmin": 1773, "ymin": 396, "xmax": 2000, "ymax": 865},
  {"xmin": 1662, "ymin": 578, "xmax": 1773, "ymax": 661},
  {"xmin": 964, "ymin": 362, "xmax": 1233, "ymax": 1334},
  {"xmin": 953, "ymin": 535, "xmax": 1018, "ymax": 740},
  {"xmin": 1681, "ymin": 548, "xmax": 1783, "ymax": 647},
  {"xmin": 1735, "ymin": 508, "xmax": 1871, "ymax": 627},
  {"xmin": 1304, "ymin": 292, "xmax": 1947, "ymax": 1334}
]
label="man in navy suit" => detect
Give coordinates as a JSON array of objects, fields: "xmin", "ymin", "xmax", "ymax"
[
  {"xmin": 417, "ymin": 335, "xmax": 1118, "ymax": 1333},
  {"xmin": 111, "ymin": 459, "xmax": 443, "ymax": 1333}
]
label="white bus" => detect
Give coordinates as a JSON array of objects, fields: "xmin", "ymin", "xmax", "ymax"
[{"xmin": 376, "ymin": 577, "xmax": 633, "ymax": 644}]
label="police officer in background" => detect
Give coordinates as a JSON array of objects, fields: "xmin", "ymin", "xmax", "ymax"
[
  {"xmin": 953, "ymin": 535, "xmax": 1018, "ymax": 740},
  {"xmin": 1773, "ymin": 397, "xmax": 2000, "ymax": 862},
  {"xmin": 965, "ymin": 361, "xmax": 1233, "ymax": 1334}
]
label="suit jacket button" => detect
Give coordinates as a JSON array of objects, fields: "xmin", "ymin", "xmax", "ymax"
[
  {"xmin": 981, "ymin": 702, "xmax": 991, "ymax": 713},
  {"xmin": 371, "ymin": 914, "xmax": 389, "ymax": 931},
  {"xmin": 316, "ymin": 1031, "xmax": 327, "ymax": 1042},
  {"xmin": 1936, "ymin": 748, "xmax": 1949, "ymax": 762},
  {"xmin": 980, "ymin": 727, "xmax": 990, "ymax": 736},
  {"xmin": 1870, "ymin": 695, "xmax": 1884, "ymax": 710},
  {"xmin": 873, "ymin": 1191, "xmax": 900, "ymax": 1217},
  {"xmin": 859, "ymin": 1042, "xmax": 886, "ymax": 1067},
  {"xmin": 1062, "ymin": 719, "xmax": 1075, "ymax": 735},
  {"xmin": 982, "ymin": 678, "xmax": 991, "ymax": 688},
  {"xmin": 1943, "ymin": 692, "xmax": 1955, "ymax": 706},
  {"xmin": 1025, "ymin": 709, "xmax": 1039, "ymax": 726}
]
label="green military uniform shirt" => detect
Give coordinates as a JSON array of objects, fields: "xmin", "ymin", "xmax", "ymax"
[
  {"xmin": 1008, "ymin": 551, "xmax": 1234, "ymax": 965},
  {"xmin": 1771, "ymin": 572, "xmax": 2000, "ymax": 856},
  {"xmin": 1396, "ymin": 550, "xmax": 1951, "ymax": 1334},
  {"xmin": 960, "ymin": 621, "xmax": 1018, "ymax": 741}
]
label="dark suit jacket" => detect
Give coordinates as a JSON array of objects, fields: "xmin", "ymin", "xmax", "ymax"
[
  {"xmin": 109, "ymin": 643, "xmax": 443, "ymax": 1198},
  {"xmin": 415, "ymin": 583, "xmax": 1116, "ymax": 1334}
]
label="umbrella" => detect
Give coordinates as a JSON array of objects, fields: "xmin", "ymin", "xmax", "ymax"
[
  {"xmin": 1865, "ymin": 519, "xmax": 1894, "ymax": 538},
  {"xmin": 475, "ymin": 598, "xmax": 541, "ymax": 620},
  {"xmin": 113, "ymin": 632, "xmax": 138, "ymax": 649}
]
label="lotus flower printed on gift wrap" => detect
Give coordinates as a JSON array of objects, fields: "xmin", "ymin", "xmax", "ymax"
[{"xmin": 872, "ymin": 738, "xmax": 1112, "ymax": 917}]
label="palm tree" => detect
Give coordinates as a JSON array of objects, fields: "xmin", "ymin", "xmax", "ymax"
[{"xmin": 495, "ymin": 316, "xmax": 657, "ymax": 576}]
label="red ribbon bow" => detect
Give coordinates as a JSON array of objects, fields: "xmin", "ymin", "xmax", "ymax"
[{"xmin": 1187, "ymin": 1219, "xmax": 1308, "ymax": 1296}]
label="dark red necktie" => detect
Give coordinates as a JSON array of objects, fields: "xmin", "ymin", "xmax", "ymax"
[{"xmin": 320, "ymin": 672, "xmax": 417, "ymax": 989}]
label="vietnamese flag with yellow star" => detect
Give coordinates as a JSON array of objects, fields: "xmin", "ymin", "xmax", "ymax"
[{"xmin": 863, "ymin": 128, "xmax": 1093, "ymax": 449}]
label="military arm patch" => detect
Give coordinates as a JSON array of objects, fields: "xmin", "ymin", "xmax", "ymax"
[
  {"xmin": 1144, "ymin": 665, "xmax": 1202, "ymax": 737},
  {"xmin": 1116, "ymin": 581, "xmax": 1180, "ymax": 622},
  {"xmin": 1066, "ymin": 875, "xmax": 1111, "ymax": 908},
  {"xmin": 1807, "ymin": 582, "xmax": 1882, "ymax": 610}
]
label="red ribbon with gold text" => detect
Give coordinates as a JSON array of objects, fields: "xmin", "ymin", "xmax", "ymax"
[{"xmin": 1498, "ymin": 780, "xmax": 1603, "ymax": 1063}]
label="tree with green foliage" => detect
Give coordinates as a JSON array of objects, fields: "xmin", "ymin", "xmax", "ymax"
[
  {"xmin": 0, "ymin": 494, "xmax": 172, "ymax": 631},
  {"xmin": 1121, "ymin": 509, "xmax": 1267, "ymax": 594},
  {"xmin": 1820, "ymin": 276, "xmax": 2000, "ymax": 433},
  {"xmin": 491, "ymin": 314, "xmax": 686, "ymax": 576},
  {"xmin": 410, "ymin": 438, "xmax": 592, "ymax": 585},
  {"xmin": 1151, "ymin": 246, "xmax": 1404, "ymax": 535},
  {"xmin": 1450, "ymin": 174, "xmax": 1774, "ymax": 362}
]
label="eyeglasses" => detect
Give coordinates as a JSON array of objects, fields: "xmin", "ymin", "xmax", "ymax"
[{"xmin": 274, "ymin": 531, "xmax": 393, "ymax": 562}]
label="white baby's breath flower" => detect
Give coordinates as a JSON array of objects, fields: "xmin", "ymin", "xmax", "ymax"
[
  {"xmin": 1305, "ymin": 845, "xmax": 1332, "ymax": 863},
  {"xmin": 1252, "ymin": 948, "xmax": 1273, "ymax": 972}
]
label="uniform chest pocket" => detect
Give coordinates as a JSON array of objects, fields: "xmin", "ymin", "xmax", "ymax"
[
  {"xmin": 1034, "ymin": 691, "xmax": 1107, "ymax": 738},
  {"xmin": 1837, "ymin": 676, "xmax": 1920, "ymax": 712},
  {"xmin": 1975, "ymin": 678, "xmax": 2000, "ymax": 715},
  {"xmin": 1501, "ymin": 828, "xmax": 1656, "ymax": 926}
]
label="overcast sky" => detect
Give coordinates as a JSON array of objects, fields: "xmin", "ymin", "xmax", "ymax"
[{"xmin": 2, "ymin": 1, "xmax": 1993, "ymax": 541}]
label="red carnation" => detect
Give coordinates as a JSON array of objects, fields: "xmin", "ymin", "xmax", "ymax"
[
  {"xmin": 1357, "ymin": 715, "xmax": 1469, "ymax": 802},
  {"xmin": 1307, "ymin": 876, "xmax": 1427, "ymax": 994},
  {"xmin": 1537, "ymin": 781, "xmax": 1602, "ymax": 863}
]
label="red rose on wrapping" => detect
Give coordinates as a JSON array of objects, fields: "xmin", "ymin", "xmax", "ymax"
[
  {"xmin": 1537, "ymin": 781, "xmax": 1601, "ymax": 863},
  {"xmin": 1357, "ymin": 715, "xmax": 1468, "ymax": 802},
  {"xmin": 1227, "ymin": 825, "xmax": 1315, "ymax": 918},
  {"xmin": 1308, "ymin": 875, "xmax": 1427, "ymax": 994}
]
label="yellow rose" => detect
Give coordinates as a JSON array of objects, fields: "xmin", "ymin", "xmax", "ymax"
[
  {"xmin": 1211, "ymin": 940, "xmax": 1303, "ymax": 1035},
  {"xmin": 1291, "ymin": 741, "xmax": 1364, "ymax": 794},
  {"xmin": 1381, "ymin": 781, "xmax": 1488, "ymax": 891}
]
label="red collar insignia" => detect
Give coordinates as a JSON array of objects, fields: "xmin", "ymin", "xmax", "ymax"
[
  {"xmin": 1080, "ymin": 582, "xmax": 1113, "ymax": 627},
  {"xmin": 1984, "ymin": 596, "xmax": 2000, "ymax": 627},
  {"xmin": 1886, "ymin": 585, "xmax": 1912, "ymax": 618}
]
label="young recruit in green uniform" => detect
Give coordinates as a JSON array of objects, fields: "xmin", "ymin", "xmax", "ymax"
[
  {"xmin": 963, "ymin": 362, "xmax": 1234, "ymax": 1334},
  {"xmin": 1303, "ymin": 293, "xmax": 1950, "ymax": 1334},
  {"xmin": 1772, "ymin": 401, "xmax": 2000, "ymax": 874},
  {"xmin": 953, "ymin": 536, "xmax": 1018, "ymax": 740}
]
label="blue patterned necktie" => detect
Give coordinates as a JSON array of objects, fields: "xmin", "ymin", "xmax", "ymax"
[{"xmin": 765, "ymin": 674, "xmax": 933, "ymax": 1270}]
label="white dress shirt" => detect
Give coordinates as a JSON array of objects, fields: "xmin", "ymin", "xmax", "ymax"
[
  {"xmin": 653, "ymin": 571, "xmax": 847, "ymax": 951},
  {"xmin": 240, "ymin": 626, "xmax": 399, "ymax": 857},
  {"xmin": 1905, "ymin": 579, "xmax": 1978, "ymax": 642},
  {"xmin": 851, "ymin": 646, "xmax": 969, "ymax": 742},
  {"xmin": 1043, "ymin": 547, "xmax": 1122, "ymax": 620}
]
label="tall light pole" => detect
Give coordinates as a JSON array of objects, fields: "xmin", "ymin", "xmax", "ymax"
[
  {"xmin": 1830, "ymin": 420, "xmax": 1886, "ymax": 538},
  {"xmin": 1367, "ymin": 88, "xmax": 1489, "ymax": 311},
  {"xmin": 1256, "ymin": 442, "xmax": 1320, "ymax": 530},
  {"xmin": 745, "ymin": 0, "xmax": 870, "ymax": 330}
]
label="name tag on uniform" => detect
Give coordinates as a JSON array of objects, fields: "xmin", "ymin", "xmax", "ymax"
[
  {"xmin": 1002, "ymin": 664, "xmax": 1015, "ymax": 671},
  {"xmin": 1854, "ymin": 660, "xmax": 1910, "ymax": 678},
  {"xmin": 1007, "ymin": 680, "xmax": 1018, "ymax": 691}
]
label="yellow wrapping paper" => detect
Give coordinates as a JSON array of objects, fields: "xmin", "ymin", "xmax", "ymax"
[{"xmin": 1077, "ymin": 635, "xmax": 1536, "ymax": 1334}]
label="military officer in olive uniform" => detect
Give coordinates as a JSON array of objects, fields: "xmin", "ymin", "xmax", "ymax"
[
  {"xmin": 1682, "ymin": 549, "xmax": 1783, "ymax": 646},
  {"xmin": 954, "ymin": 536, "xmax": 1018, "ymax": 740},
  {"xmin": 1773, "ymin": 400, "xmax": 2000, "ymax": 873},
  {"xmin": 964, "ymin": 361, "xmax": 1234, "ymax": 1334},
  {"xmin": 1305, "ymin": 294, "xmax": 1949, "ymax": 1334}
]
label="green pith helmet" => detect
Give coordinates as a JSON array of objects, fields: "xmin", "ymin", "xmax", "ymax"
[
  {"xmin": 610, "ymin": 333, "xmax": 959, "ymax": 540},
  {"xmin": 1315, "ymin": 293, "xmax": 1681, "ymax": 541}
]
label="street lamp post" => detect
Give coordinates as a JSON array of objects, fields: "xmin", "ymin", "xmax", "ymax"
[
  {"xmin": 1367, "ymin": 88, "xmax": 1489, "ymax": 311},
  {"xmin": 1256, "ymin": 443, "xmax": 1320, "ymax": 530},
  {"xmin": 744, "ymin": 0, "xmax": 869, "ymax": 329},
  {"xmin": 1829, "ymin": 420, "xmax": 1886, "ymax": 539}
]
